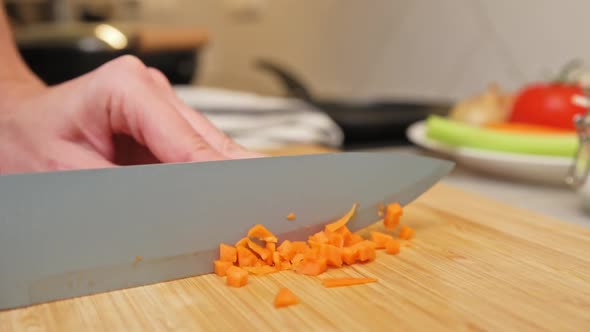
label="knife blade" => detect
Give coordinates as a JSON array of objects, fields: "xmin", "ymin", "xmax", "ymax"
[{"xmin": 0, "ymin": 151, "xmax": 453, "ymax": 310}]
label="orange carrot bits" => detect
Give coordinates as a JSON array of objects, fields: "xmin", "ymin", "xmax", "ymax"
[
  {"xmin": 235, "ymin": 237, "xmax": 249, "ymax": 248},
  {"xmin": 399, "ymin": 225, "xmax": 415, "ymax": 240},
  {"xmin": 309, "ymin": 231, "xmax": 329, "ymax": 245},
  {"xmin": 322, "ymin": 278, "xmax": 377, "ymax": 288},
  {"xmin": 286, "ymin": 213, "xmax": 296, "ymax": 221},
  {"xmin": 355, "ymin": 241, "xmax": 377, "ymax": 262},
  {"xmin": 219, "ymin": 243, "xmax": 237, "ymax": 263},
  {"xmin": 385, "ymin": 239, "xmax": 401, "ymax": 255},
  {"xmin": 244, "ymin": 265, "xmax": 278, "ymax": 276},
  {"xmin": 247, "ymin": 239, "xmax": 271, "ymax": 261},
  {"xmin": 326, "ymin": 232, "xmax": 345, "ymax": 248},
  {"xmin": 291, "ymin": 253, "xmax": 306, "ymax": 269},
  {"xmin": 334, "ymin": 225, "xmax": 352, "ymax": 238},
  {"xmin": 247, "ymin": 224, "xmax": 278, "ymax": 243},
  {"xmin": 303, "ymin": 247, "xmax": 321, "ymax": 261},
  {"xmin": 291, "ymin": 241, "xmax": 310, "ymax": 254},
  {"xmin": 273, "ymin": 251, "xmax": 282, "ymax": 267},
  {"xmin": 266, "ymin": 242, "xmax": 276, "ymax": 253},
  {"xmin": 319, "ymin": 244, "xmax": 342, "ymax": 267},
  {"xmin": 237, "ymin": 246, "xmax": 258, "ymax": 267},
  {"xmin": 214, "ymin": 260, "xmax": 233, "ymax": 277},
  {"xmin": 280, "ymin": 261, "xmax": 292, "ymax": 270},
  {"xmin": 226, "ymin": 266, "xmax": 248, "ymax": 287},
  {"xmin": 370, "ymin": 231, "xmax": 393, "ymax": 249},
  {"xmin": 325, "ymin": 203, "xmax": 358, "ymax": 233},
  {"xmin": 274, "ymin": 288, "xmax": 299, "ymax": 308},
  {"xmin": 277, "ymin": 240, "xmax": 296, "ymax": 261},
  {"xmin": 384, "ymin": 202, "xmax": 403, "ymax": 230},
  {"xmin": 296, "ymin": 258, "xmax": 328, "ymax": 276},
  {"xmin": 345, "ymin": 233, "xmax": 364, "ymax": 247},
  {"xmin": 341, "ymin": 246, "xmax": 359, "ymax": 265}
]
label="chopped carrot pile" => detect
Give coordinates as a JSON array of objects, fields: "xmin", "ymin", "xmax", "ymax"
[
  {"xmin": 384, "ymin": 202, "xmax": 403, "ymax": 229},
  {"xmin": 399, "ymin": 225, "xmax": 415, "ymax": 240},
  {"xmin": 219, "ymin": 243, "xmax": 237, "ymax": 263},
  {"xmin": 286, "ymin": 213, "xmax": 296, "ymax": 220},
  {"xmin": 274, "ymin": 288, "xmax": 299, "ymax": 308},
  {"xmin": 248, "ymin": 224, "xmax": 278, "ymax": 243},
  {"xmin": 226, "ymin": 266, "xmax": 248, "ymax": 287},
  {"xmin": 213, "ymin": 201, "xmax": 414, "ymax": 307},
  {"xmin": 370, "ymin": 231, "xmax": 393, "ymax": 249},
  {"xmin": 321, "ymin": 278, "xmax": 377, "ymax": 288},
  {"xmin": 385, "ymin": 239, "xmax": 401, "ymax": 255},
  {"xmin": 214, "ymin": 260, "xmax": 233, "ymax": 277}
]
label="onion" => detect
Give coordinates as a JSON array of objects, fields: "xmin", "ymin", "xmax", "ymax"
[{"xmin": 449, "ymin": 83, "xmax": 513, "ymax": 126}]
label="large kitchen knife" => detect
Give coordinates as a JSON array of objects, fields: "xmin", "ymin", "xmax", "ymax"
[{"xmin": 0, "ymin": 151, "xmax": 453, "ymax": 310}]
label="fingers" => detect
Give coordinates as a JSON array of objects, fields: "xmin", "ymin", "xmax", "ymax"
[
  {"xmin": 84, "ymin": 56, "xmax": 225, "ymax": 163},
  {"xmin": 145, "ymin": 67, "xmax": 265, "ymax": 159},
  {"xmin": 45, "ymin": 141, "xmax": 117, "ymax": 171}
]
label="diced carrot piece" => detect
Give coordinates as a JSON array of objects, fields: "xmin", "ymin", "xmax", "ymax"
[
  {"xmin": 304, "ymin": 247, "xmax": 321, "ymax": 260},
  {"xmin": 309, "ymin": 231, "xmax": 329, "ymax": 245},
  {"xmin": 273, "ymin": 251, "xmax": 281, "ymax": 266},
  {"xmin": 247, "ymin": 224, "xmax": 278, "ymax": 243},
  {"xmin": 244, "ymin": 265, "xmax": 278, "ymax": 275},
  {"xmin": 237, "ymin": 246, "xmax": 258, "ymax": 267},
  {"xmin": 214, "ymin": 260, "xmax": 233, "ymax": 277},
  {"xmin": 341, "ymin": 246, "xmax": 359, "ymax": 265},
  {"xmin": 385, "ymin": 239, "xmax": 401, "ymax": 255},
  {"xmin": 325, "ymin": 203, "xmax": 358, "ymax": 233},
  {"xmin": 265, "ymin": 242, "xmax": 277, "ymax": 264},
  {"xmin": 345, "ymin": 233, "xmax": 364, "ymax": 246},
  {"xmin": 334, "ymin": 226, "xmax": 352, "ymax": 237},
  {"xmin": 326, "ymin": 232, "xmax": 345, "ymax": 248},
  {"xmin": 254, "ymin": 259, "xmax": 266, "ymax": 268},
  {"xmin": 274, "ymin": 288, "xmax": 299, "ymax": 308},
  {"xmin": 377, "ymin": 202, "xmax": 385, "ymax": 217},
  {"xmin": 219, "ymin": 243, "xmax": 237, "ymax": 263},
  {"xmin": 277, "ymin": 240, "xmax": 296, "ymax": 261},
  {"xmin": 226, "ymin": 266, "xmax": 248, "ymax": 287},
  {"xmin": 355, "ymin": 241, "xmax": 376, "ymax": 262},
  {"xmin": 235, "ymin": 237, "xmax": 249, "ymax": 247},
  {"xmin": 296, "ymin": 258, "xmax": 328, "ymax": 276},
  {"xmin": 291, "ymin": 253, "xmax": 305, "ymax": 268},
  {"xmin": 319, "ymin": 244, "xmax": 342, "ymax": 267},
  {"xmin": 370, "ymin": 231, "xmax": 393, "ymax": 249},
  {"xmin": 247, "ymin": 239, "xmax": 271, "ymax": 261},
  {"xmin": 286, "ymin": 213, "xmax": 296, "ymax": 221},
  {"xmin": 280, "ymin": 261, "xmax": 292, "ymax": 270},
  {"xmin": 291, "ymin": 241, "xmax": 309, "ymax": 254},
  {"xmin": 399, "ymin": 225, "xmax": 415, "ymax": 240},
  {"xmin": 321, "ymin": 278, "xmax": 377, "ymax": 288},
  {"xmin": 266, "ymin": 242, "xmax": 276, "ymax": 253},
  {"xmin": 384, "ymin": 203, "xmax": 403, "ymax": 230}
]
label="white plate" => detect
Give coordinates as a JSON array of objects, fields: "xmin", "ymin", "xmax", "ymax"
[{"xmin": 406, "ymin": 120, "xmax": 573, "ymax": 186}]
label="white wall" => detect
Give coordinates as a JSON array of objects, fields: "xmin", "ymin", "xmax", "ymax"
[{"xmin": 137, "ymin": 0, "xmax": 590, "ymax": 102}]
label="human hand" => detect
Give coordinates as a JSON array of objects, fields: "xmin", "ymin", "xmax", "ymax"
[{"xmin": 0, "ymin": 55, "xmax": 261, "ymax": 174}]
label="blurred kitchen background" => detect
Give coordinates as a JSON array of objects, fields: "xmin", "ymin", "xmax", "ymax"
[{"xmin": 5, "ymin": 0, "xmax": 590, "ymax": 223}]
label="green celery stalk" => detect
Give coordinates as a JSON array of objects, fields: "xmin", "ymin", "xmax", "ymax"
[{"xmin": 425, "ymin": 115, "xmax": 578, "ymax": 157}]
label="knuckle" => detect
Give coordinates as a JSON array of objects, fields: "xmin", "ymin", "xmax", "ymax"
[
  {"xmin": 181, "ymin": 134, "xmax": 217, "ymax": 161},
  {"xmin": 98, "ymin": 55, "xmax": 148, "ymax": 82}
]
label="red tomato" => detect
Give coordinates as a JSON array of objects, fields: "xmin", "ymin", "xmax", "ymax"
[{"xmin": 509, "ymin": 83, "xmax": 586, "ymax": 130}]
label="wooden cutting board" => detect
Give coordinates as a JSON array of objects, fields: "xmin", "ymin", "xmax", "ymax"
[{"xmin": 1, "ymin": 148, "xmax": 590, "ymax": 331}]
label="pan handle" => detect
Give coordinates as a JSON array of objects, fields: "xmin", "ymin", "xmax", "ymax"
[{"xmin": 254, "ymin": 59, "xmax": 315, "ymax": 103}]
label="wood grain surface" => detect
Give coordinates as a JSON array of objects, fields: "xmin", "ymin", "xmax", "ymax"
[{"xmin": 1, "ymin": 146, "xmax": 589, "ymax": 331}]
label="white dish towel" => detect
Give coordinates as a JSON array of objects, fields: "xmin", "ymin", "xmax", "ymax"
[{"xmin": 173, "ymin": 86, "xmax": 344, "ymax": 150}]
